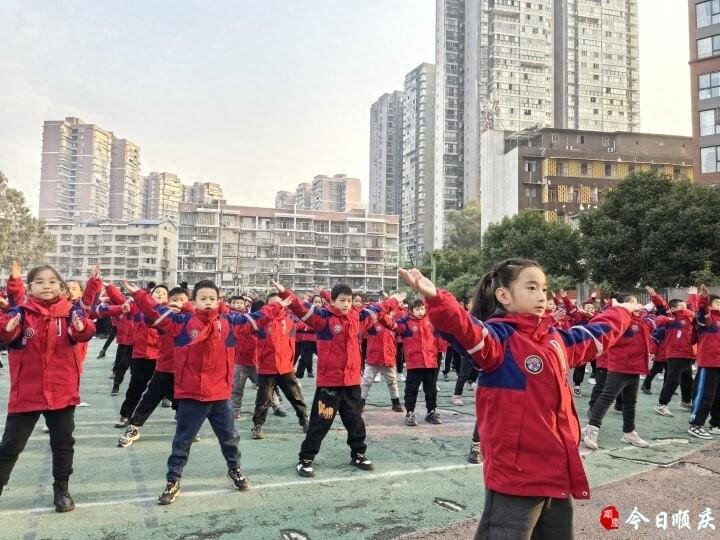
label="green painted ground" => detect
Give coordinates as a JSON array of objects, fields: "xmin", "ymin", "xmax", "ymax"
[{"xmin": 0, "ymin": 339, "xmax": 714, "ymax": 540}]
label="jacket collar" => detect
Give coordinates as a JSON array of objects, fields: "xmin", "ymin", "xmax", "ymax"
[{"xmin": 489, "ymin": 311, "xmax": 553, "ymax": 341}]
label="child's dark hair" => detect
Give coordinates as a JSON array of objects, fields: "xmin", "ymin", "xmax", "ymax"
[
  {"xmin": 168, "ymin": 287, "xmax": 189, "ymax": 299},
  {"xmin": 410, "ymin": 299, "xmax": 424, "ymax": 310},
  {"xmin": 311, "ymin": 294, "xmax": 322, "ymax": 303},
  {"xmin": 615, "ymin": 293, "xmax": 636, "ymax": 304},
  {"xmin": 251, "ymin": 299, "xmax": 265, "ymax": 312},
  {"xmin": 470, "ymin": 258, "xmax": 544, "ymax": 321},
  {"xmin": 152, "ymin": 284, "xmax": 169, "ymax": 295},
  {"xmin": 229, "ymin": 295, "xmax": 243, "ymax": 303},
  {"xmin": 266, "ymin": 292, "xmax": 280, "ymax": 302},
  {"xmin": 27, "ymin": 265, "xmax": 63, "ymax": 285},
  {"xmin": 709, "ymin": 294, "xmax": 720, "ymax": 305},
  {"xmin": 331, "ymin": 283, "xmax": 353, "ymax": 301},
  {"xmin": 147, "ymin": 281, "xmax": 157, "ymax": 290},
  {"xmin": 192, "ymin": 280, "xmax": 219, "ymax": 300},
  {"xmin": 668, "ymin": 299, "xmax": 684, "ymax": 309}
]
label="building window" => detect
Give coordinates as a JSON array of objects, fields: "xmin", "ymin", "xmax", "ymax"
[
  {"xmin": 557, "ymin": 161, "xmax": 569, "ymax": 176},
  {"xmin": 576, "ymin": 135, "xmax": 585, "ymax": 144},
  {"xmin": 601, "ymin": 136, "xmax": 610, "ymax": 146},
  {"xmin": 697, "ymin": 0, "xmax": 720, "ymax": 28},
  {"xmin": 524, "ymin": 160, "xmax": 537, "ymax": 173},
  {"xmin": 604, "ymin": 163, "xmax": 614, "ymax": 177},
  {"xmin": 551, "ymin": 133, "xmax": 560, "ymax": 143},
  {"xmin": 700, "ymin": 109, "xmax": 720, "ymax": 135},
  {"xmin": 698, "ymin": 35, "xmax": 720, "ymax": 58},
  {"xmin": 628, "ymin": 165, "xmax": 636, "ymax": 175},
  {"xmin": 701, "ymin": 145, "xmax": 720, "ymax": 173},
  {"xmin": 580, "ymin": 162, "xmax": 589, "ymax": 176},
  {"xmin": 699, "ymin": 72, "xmax": 720, "ymax": 99},
  {"xmin": 525, "ymin": 187, "xmax": 537, "ymax": 198}
]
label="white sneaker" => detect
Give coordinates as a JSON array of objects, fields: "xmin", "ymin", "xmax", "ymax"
[
  {"xmin": 688, "ymin": 425, "xmax": 713, "ymax": 440},
  {"xmin": 398, "ymin": 373, "xmax": 406, "ymax": 382},
  {"xmin": 621, "ymin": 431, "xmax": 650, "ymax": 448},
  {"xmin": 654, "ymin": 404, "xmax": 674, "ymax": 417},
  {"xmin": 679, "ymin": 401, "xmax": 692, "ymax": 410},
  {"xmin": 452, "ymin": 395, "xmax": 464, "ymax": 406},
  {"xmin": 708, "ymin": 426, "xmax": 720, "ymax": 435},
  {"xmin": 582, "ymin": 424, "xmax": 599, "ymax": 450},
  {"xmin": 373, "ymin": 373, "xmax": 381, "ymax": 383}
]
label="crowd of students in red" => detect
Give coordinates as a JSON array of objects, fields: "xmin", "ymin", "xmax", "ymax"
[{"xmin": 0, "ymin": 260, "xmax": 718, "ymax": 540}]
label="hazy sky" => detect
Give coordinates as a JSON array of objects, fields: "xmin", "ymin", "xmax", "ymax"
[{"xmin": 0, "ymin": 0, "xmax": 691, "ymax": 213}]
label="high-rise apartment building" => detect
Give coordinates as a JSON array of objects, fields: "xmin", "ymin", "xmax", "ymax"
[
  {"xmin": 369, "ymin": 91, "xmax": 404, "ymax": 215},
  {"xmin": 690, "ymin": 0, "xmax": 720, "ymax": 184},
  {"xmin": 295, "ymin": 183, "xmax": 312, "ymax": 209},
  {"xmin": 433, "ymin": 0, "xmax": 640, "ymax": 246},
  {"xmin": 143, "ymin": 172, "xmax": 185, "ymax": 222},
  {"xmin": 275, "ymin": 190, "xmax": 297, "ymax": 209},
  {"xmin": 39, "ymin": 117, "xmax": 113, "ymax": 221},
  {"xmin": 401, "ymin": 63, "xmax": 436, "ymax": 265},
  {"xmin": 183, "ymin": 181, "xmax": 224, "ymax": 204},
  {"xmin": 109, "ymin": 139, "xmax": 143, "ymax": 220},
  {"xmin": 177, "ymin": 203, "xmax": 398, "ymax": 293},
  {"xmin": 311, "ymin": 174, "xmax": 362, "ymax": 212}
]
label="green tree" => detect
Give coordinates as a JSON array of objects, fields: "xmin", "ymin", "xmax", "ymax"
[
  {"xmin": 446, "ymin": 200, "xmax": 483, "ymax": 251},
  {"xmin": 481, "ymin": 210, "xmax": 586, "ymax": 282},
  {"xmin": 579, "ymin": 172, "xmax": 720, "ymax": 288},
  {"xmin": 0, "ymin": 171, "xmax": 54, "ymax": 270}
]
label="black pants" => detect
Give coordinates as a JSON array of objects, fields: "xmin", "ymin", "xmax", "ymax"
[
  {"xmin": 472, "ymin": 422, "xmax": 480, "ymax": 443},
  {"xmin": 475, "ymin": 490, "xmax": 575, "ymax": 540},
  {"xmin": 454, "ymin": 356, "xmax": 478, "ymax": 396},
  {"xmin": 360, "ymin": 338, "xmax": 367, "ymax": 372},
  {"xmin": 130, "ymin": 371, "xmax": 175, "ymax": 427},
  {"xmin": 295, "ymin": 341, "xmax": 316, "ymax": 378},
  {"xmin": 588, "ymin": 368, "xmax": 623, "ymax": 411},
  {"xmin": 690, "ymin": 367, "xmax": 720, "ymax": 428},
  {"xmin": 113, "ymin": 344, "xmax": 133, "ymax": 385},
  {"xmin": 589, "ymin": 372, "xmax": 639, "ymax": 433},
  {"xmin": 0, "ymin": 406, "xmax": 75, "ymax": 487},
  {"xmin": 299, "ymin": 386, "xmax": 366, "ymax": 461},
  {"xmin": 120, "ymin": 358, "xmax": 156, "ymax": 418},
  {"xmin": 405, "ymin": 368, "xmax": 438, "ymax": 413},
  {"xmin": 101, "ymin": 326, "xmax": 117, "ymax": 353},
  {"xmin": 396, "ymin": 343, "xmax": 405, "ymax": 374},
  {"xmin": 641, "ymin": 361, "xmax": 666, "ymax": 390},
  {"xmin": 252, "ymin": 373, "xmax": 307, "ymax": 426},
  {"xmin": 659, "ymin": 358, "xmax": 694, "ymax": 405},
  {"xmin": 443, "ymin": 348, "xmax": 458, "ymax": 375},
  {"xmin": 167, "ymin": 399, "xmax": 239, "ymax": 481}
]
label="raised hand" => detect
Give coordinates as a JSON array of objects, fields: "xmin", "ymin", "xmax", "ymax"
[
  {"xmin": 5, "ymin": 313, "xmax": 21, "ymax": 332},
  {"xmin": 688, "ymin": 286, "xmax": 698, "ymax": 295},
  {"xmin": 0, "ymin": 297, "xmax": 9, "ymax": 311},
  {"xmin": 280, "ymin": 296, "xmax": 293, "ymax": 307},
  {"xmin": 71, "ymin": 312, "xmax": 85, "ymax": 332},
  {"xmin": 121, "ymin": 301, "xmax": 131, "ymax": 314},
  {"xmin": 391, "ymin": 291, "xmax": 407, "ymax": 303},
  {"xmin": 168, "ymin": 300, "xmax": 184, "ymax": 312},
  {"xmin": 616, "ymin": 298, "xmax": 643, "ymax": 314},
  {"xmin": 644, "ymin": 285, "xmax": 656, "ymax": 296},
  {"xmin": 9, "ymin": 261, "xmax": 21, "ymax": 280},
  {"xmin": 701, "ymin": 284, "xmax": 710, "ymax": 297},
  {"xmin": 558, "ymin": 289, "xmax": 567, "ymax": 298},
  {"xmin": 398, "ymin": 268, "xmax": 438, "ymax": 299},
  {"xmin": 123, "ymin": 281, "xmax": 141, "ymax": 294},
  {"xmin": 271, "ymin": 280, "xmax": 285, "ymax": 294},
  {"xmin": 90, "ymin": 265, "xmax": 100, "ymax": 279}
]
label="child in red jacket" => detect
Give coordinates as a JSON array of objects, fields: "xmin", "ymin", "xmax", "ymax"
[
  {"xmin": 250, "ymin": 292, "xmax": 308, "ymax": 440},
  {"xmin": 273, "ymin": 281, "xmax": 398, "ymax": 478},
  {"xmin": 397, "ymin": 299, "xmax": 441, "ymax": 426},
  {"xmin": 126, "ymin": 280, "xmax": 285, "ymax": 505},
  {"xmin": 360, "ymin": 310, "xmax": 403, "ymax": 413},
  {"xmin": 0, "ymin": 265, "xmax": 95, "ymax": 512},
  {"xmin": 399, "ymin": 260, "xmax": 639, "ymax": 540},
  {"xmin": 295, "ymin": 294, "xmax": 323, "ymax": 379},
  {"xmin": 688, "ymin": 285, "xmax": 720, "ymax": 439},
  {"xmin": 116, "ymin": 287, "xmax": 191, "ymax": 448}
]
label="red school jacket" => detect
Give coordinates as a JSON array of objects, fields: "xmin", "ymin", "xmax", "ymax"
[
  {"xmin": 604, "ymin": 314, "xmax": 661, "ymax": 375},
  {"xmin": 94, "ymin": 303, "xmax": 135, "ymax": 346},
  {"xmin": 256, "ymin": 309, "xmax": 296, "ymax": 375},
  {"xmin": 696, "ymin": 295, "xmax": 720, "ymax": 368},
  {"xmin": 426, "ymin": 289, "xmax": 632, "ymax": 500},
  {"xmin": 132, "ymin": 290, "xmax": 279, "ymax": 401},
  {"xmin": 0, "ymin": 296, "xmax": 95, "ymax": 413},
  {"xmin": 106, "ymin": 284, "xmax": 159, "ymax": 360},
  {"xmin": 280, "ymin": 290, "xmax": 396, "ymax": 387},
  {"xmin": 396, "ymin": 313, "xmax": 438, "ymax": 369},
  {"xmin": 365, "ymin": 314, "xmax": 398, "ymax": 368}
]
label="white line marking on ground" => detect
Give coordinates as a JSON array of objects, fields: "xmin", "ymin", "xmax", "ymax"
[{"xmin": 0, "ymin": 463, "xmax": 482, "ymax": 517}]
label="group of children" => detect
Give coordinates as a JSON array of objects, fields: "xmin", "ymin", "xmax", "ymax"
[{"xmin": 0, "ymin": 260, "xmax": 719, "ymax": 540}]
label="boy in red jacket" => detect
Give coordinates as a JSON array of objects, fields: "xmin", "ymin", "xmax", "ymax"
[
  {"xmin": 250, "ymin": 292, "xmax": 308, "ymax": 439},
  {"xmin": 688, "ymin": 285, "xmax": 720, "ymax": 439},
  {"xmin": 397, "ymin": 299, "xmax": 441, "ymax": 426},
  {"xmin": 0, "ymin": 265, "xmax": 95, "ymax": 512},
  {"xmin": 273, "ymin": 280, "xmax": 398, "ymax": 478},
  {"xmin": 126, "ymin": 280, "xmax": 285, "ymax": 505}
]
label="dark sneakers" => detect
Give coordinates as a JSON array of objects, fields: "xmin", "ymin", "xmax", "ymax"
[
  {"xmin": 158, "ymin": 480, "xmax": 181, "ymax": 505},
  {"xmin": 425, "ymin": 410, "xmax": 442, "ymax": 424},
  {"xmin": 350, "ymin": 454, "xmax": 374, "ymax": 471},
  {"xmin": 391, "ymin": 398, "xmax": 404, "ymax": 412},
  {"xmin": 467, "ymin": 442, "xmax": 482, "ymax": 464},
  {"xmin": 114, "ymin": 416, "xmax": 129, "ymax": 428},
  {"xmin": 228, "ymin": 468, "xmax": 250, "ymax": 490},
  {"xmin": 296, "ymin": 459, "xmax": 315, "ymax": 477},
  {"xmin": 251, "ymin": 425, "xmax": 264, "ymax": 440},
  {"xmin": 53, "ymin": 482, "xmax": 75, "ymax": 513}
]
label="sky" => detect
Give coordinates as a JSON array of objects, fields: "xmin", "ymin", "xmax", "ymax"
[{"xmin": 0, "ymin": 0, "xmax": 691, "ymax": 214}]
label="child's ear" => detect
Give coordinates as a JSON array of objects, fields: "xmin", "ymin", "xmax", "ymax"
[{"xmin": 495, "ymin": 287, "xmax": 511, "ymax": 307}]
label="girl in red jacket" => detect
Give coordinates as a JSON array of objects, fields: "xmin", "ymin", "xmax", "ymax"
[
  {"xmin": 294, "ymin": 294, "xmax": 322, "ymax": 378},
  {"xmin": 0, "ymin": 265, "xmax": 95, "ymax": 512},
  {"xmin": 360, "ymin": 310, "xmax": 403, "ymax": 413},
  {"xmin": 688, "ymin": 285, "xmax": 720, "ymax": 439},
  {"xmin": 397, "ymin": 299, "xmax": 441, "ymax": 426},
  {"xmin": 125, "ymin": 280, "xmax": 284, "ymax": 505},
  {"xmin": 399, "ymin": 260, "xmax": 639, "ymax": 540}
]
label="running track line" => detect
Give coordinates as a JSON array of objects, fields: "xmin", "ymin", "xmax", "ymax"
[{"xmin": 0, "ymin": 463, "xmax": 482, "ymax": 517}]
